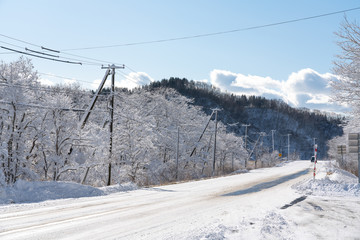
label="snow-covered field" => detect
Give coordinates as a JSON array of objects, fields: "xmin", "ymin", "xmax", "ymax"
[{"xmin": 0, "ymin": 160, "xmax": 359, "ymax": 239}]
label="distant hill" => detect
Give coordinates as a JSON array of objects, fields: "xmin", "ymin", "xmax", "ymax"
[{"xmin": 144, "ymin": 77, "xmax": 344, "ymax": 159}]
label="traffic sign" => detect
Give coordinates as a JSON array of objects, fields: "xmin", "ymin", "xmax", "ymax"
[
  {"xmin": 348, "ymin": 133, "xmax": 359, "ymax": 140},
  {"xmin": 337, "ymin": 145, "xmax": 346, "ymax": 154},
  {"xmin": 349, "ymin": 146, "xmax": 359, "ymax": 154},
  {"xmin": 349, "ymin": 140, "xmax": 359, "ymax": 147},
  {"xmin": 348, "ymin": 133, "xmax": 360, "ymax": 183},
  {"xmin": 349, "ymin": 133, "xmax": 360, "ymax": 153}
]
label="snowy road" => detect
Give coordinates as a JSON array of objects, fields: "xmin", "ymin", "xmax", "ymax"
[{"xmin": 0, "ymin": 161, "xmax": 359, "ymax": 239}]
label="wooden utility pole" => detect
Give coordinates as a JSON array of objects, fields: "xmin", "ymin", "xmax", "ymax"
[
  {"xmin": 242, "ymin": 124, "xmax": 251, "ymax": 168},
  {"xmin": 271, "ymin": 130, "xmax": 276, "ymax": 152},
  {"xmin": 212, "ymin": 109, "xmax": 219, "ymax": 176},
  {"xmin": 176, "ymin": 126, "xmax": 179, "ymax": 180},
  {"xmin": 242, "ymin": 124, "xmax": 251, "ymax": 151},
  {"xmin": 287, "ymin": 134, "xmax": 291, "ymax": 161},
  {"xmin": 101, "ymin": 64, "xmax": 125, "ymax": 186}
]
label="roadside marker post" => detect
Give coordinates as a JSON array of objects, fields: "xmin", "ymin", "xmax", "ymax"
[{"xmin": 313, "ymin": 144, "xmax": 318, "ymax": 180}]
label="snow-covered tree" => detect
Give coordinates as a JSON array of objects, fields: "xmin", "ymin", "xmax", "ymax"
[
  {"xmin": 0, "ymin": 57, "xmax": 40, "ymax": 184},
  {"xmin": 39, "ymin": 93, "xmax": 80, "ymax": 181},
  {"xmin": 329, "ymin": 17, "xmax": 360, "ymax": 176},
  {"xmin": 331, "ymin": 17, "xmax": 360, "ymax": 116}
]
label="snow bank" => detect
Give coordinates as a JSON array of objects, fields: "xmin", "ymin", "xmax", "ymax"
[
  {"xmin": 293, "ymin": 162, "xmax": 360, "ymax": 197},
  {"xmin": 100, "ymin": 182, "xmax": 138, "ymax": 194},
  {"xmin": 0, "ymin": 181, "xmax": 137, "ymax": 205}
]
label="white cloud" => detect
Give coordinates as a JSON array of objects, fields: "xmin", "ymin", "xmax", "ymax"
[
  {"xmin": 208, "ymin": 68, "xmax": 347, "ymax": 113},
  {"xmin": 210, "ymin": 69, "xmax": 286, "ymax": 100},
  {"xmin": 117, "ymin": 72, "xmax": 154, "ymax": 89},
  {"xmin": 38, "ymin": 78, "xmax": 55, "ymax": 86},
  {"xmin": 89, "ymin": 72, "xmax": 154, "ymax": 91},
  {"xmin": 282, "ymin": 68, "xmax": 336, "ymax": 106}
]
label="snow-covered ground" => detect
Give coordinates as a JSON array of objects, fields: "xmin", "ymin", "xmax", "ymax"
[{"xmin": 0, "ymin": 160, "xmax": 359, "ymax": 239}]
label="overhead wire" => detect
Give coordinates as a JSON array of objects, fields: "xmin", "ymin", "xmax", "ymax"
[
  {"xmin": 61, "ymin": 6, "xmax": 360, "ymax": 51},
  {"xmin": 0, "ymin": 34, "xmax": 40, "ymax": 48},
  {"xmin": 0, "ymin": 46, "xmax": 83, "ymax": 65},
  {"xmin": 0, "ymin": 34, "xmax": 123, "ymax": 67},
  {"xmin": 0, "ymin": 38, "xmax": 108, "ymax": 66},
  {"xmin": 25, "ymin": 47, "xmax": 60, "ymax": 58},
  {"xmin": 115, "ymin": 70, "xmax": 149, "ymax": 86},
  {"xmin": 0, "ymin": 100, "xmax": 108, "ymax": 113},
  {"xmin": 37, "ymin": 72, "xmax": 95, "ymax": 85},
  {"xmin": 60, "ymin": 52, "xmax": 123, "ymax": 66},
  {"xmin": 0, "ymin": 81, "xmax": 111, "ymax": 97}
]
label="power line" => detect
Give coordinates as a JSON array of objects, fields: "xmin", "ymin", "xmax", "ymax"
[
  {"xmin": 0, "ymin": 40, "xmax": 23, "ymax": 49},
  {"xmin": 41, "ymin": 46, "xmax": 60, "ymax": 53},
  {"xmin": 25, "ymin": 48, "xmax": 59, "ymax": 58},
  {"xmin": 0, "ymin": 100, "xmax": 107, "ymax": 113},
  {"xmin": 0, "ymin": 46, "xmax": 83, "ymax": 65},
  {"xmin": 60, "ymin": 52, "xmax": 123, "ymax": 66},
  {"xmin": 0, "ymin": 35, "xmax": 123, "ymax": 67},
  {"xmin": 0, "ymin": 38, "xmax": 109, "ymax": 66},
  {"xmin": 115, "ymin": 70, "xmax": 149, "ymax": 86},
  {"xmin": 37, "ymin": 72, "xmax": 95, "ymax": 85},
  {"xmin": 124, "ymin": 65, "xmax": 139, "ymax": 73},
  {"xmin": 0, "ymin": 84, "xmax": 114, "ymax": 100},
  {"xmin": 0, "ymin": 34, "xmax": 40, "ymax": 48},
  {"xmin": 0, "ymin": 81, "xmax": 111, "ymax": 97},
  {"xmin": 61, "ymin": 6, "xmax": 360, "ymax": 51},
  {"xmin": 0, "ymin": 42, "xmax": 103, "ymax": 66}
]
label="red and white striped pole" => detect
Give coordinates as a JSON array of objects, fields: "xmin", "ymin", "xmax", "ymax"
[{"xmin": 313, "ymin": 144, "xmax": 318, "ymax": 180}]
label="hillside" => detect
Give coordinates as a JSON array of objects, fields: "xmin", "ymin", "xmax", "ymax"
[{"xmin": 145, "ymin": 77, "xmax": 344, "ymax": 160}]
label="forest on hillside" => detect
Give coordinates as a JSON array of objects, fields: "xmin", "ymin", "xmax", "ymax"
[
  {"xmin": 145, "ymin": 77, "xmax": 344, "ymax": 159},
  {"xmin": 0, "ymin": 59, "xmax": 344, "ymax": 187}
]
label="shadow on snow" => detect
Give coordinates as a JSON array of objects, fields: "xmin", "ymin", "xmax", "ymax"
[{"xmin": 222, "ymin": 169, "xmax": 309, "ymax": 197}]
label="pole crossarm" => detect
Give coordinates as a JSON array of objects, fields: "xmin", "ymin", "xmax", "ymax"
[{"xmin": 101, "ymin": 64, "xmax": 125, "ymax": 70}]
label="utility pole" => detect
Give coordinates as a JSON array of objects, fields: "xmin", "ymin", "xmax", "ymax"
[
  {"xmin": 101, "ymin": 64, "xmax": 125, "ymax": 186},
  {"xmin": 176, "ymin": 126, "xmax": 179, "ymax": 181},
  {"xmin": 287, "ymin": 134, "xmax": 291, "ymax": 161},
  {"xmin": 242, "ymin": 124, "xmax": 251, "ymax": 168},
  {"xmin": 247, "ymin": 132, "xmax": 262, "ymax": 167},
  {"xmin": 257, "ymin": 132, "xmax": 266, "ymax": 168},
  {"xmin": 212, "ymin": 109, "xmax": 220, "ymax": 176},
  {"xmin": 271, "ymin": 130, "xmax": 276, "ymax": 152},
  {"xmin": 242, "ymin": 124, "xmax": 251, "ymax": 151}
]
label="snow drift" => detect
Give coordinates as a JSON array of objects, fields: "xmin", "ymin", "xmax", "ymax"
[{"xmin": 293, "ymin": 162, "xmax": 360, "ymax": 197}]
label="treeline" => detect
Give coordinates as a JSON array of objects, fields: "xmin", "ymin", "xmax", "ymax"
[
  {"xmin": 144, "ymin": 77, "xmax": 344, "ymax": 159},
  {"xmin": 145, "ymin": 77, "xmax": 344, "ymax": 125}
]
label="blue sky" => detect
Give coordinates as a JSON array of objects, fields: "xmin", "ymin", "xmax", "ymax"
[{"xmin": 0, "ymin": 0, "xmax": 359, "ymax": 113}]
